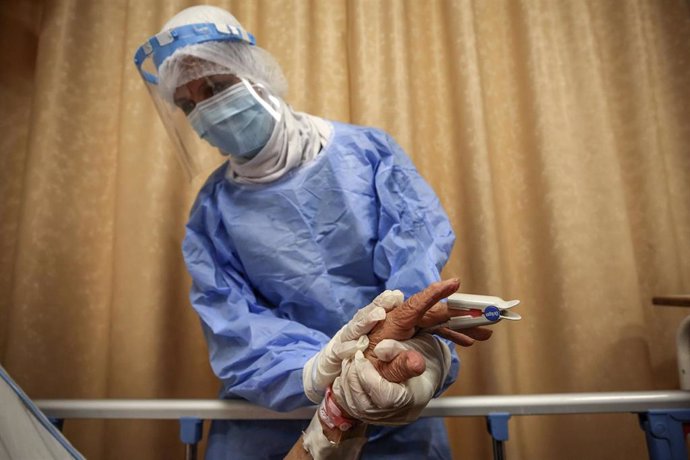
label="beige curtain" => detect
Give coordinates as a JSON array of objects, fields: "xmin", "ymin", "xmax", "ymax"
[{"xmin": 2, "ymin": 0, "xmax": 689, "ymax": 458}]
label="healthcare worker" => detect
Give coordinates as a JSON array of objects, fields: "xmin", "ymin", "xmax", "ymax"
[{"xmin": 134, "ymin": 5, "xmax": 488, "ymax": 459}]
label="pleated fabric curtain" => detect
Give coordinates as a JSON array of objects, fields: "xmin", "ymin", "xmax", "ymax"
[{"xmin": 1, "ymin": 1, "xmax": 689, "ymax": 458}]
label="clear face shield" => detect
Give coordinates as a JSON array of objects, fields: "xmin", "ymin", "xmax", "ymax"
[{"xmin": 134, "ymin": 23, "xmax": 280, "ymax": 181}]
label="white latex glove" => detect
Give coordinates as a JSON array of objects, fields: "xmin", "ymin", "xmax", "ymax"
[
  {"xmin": 302, "ymin": 290, "xmax": 404, "ymax": 403},
  {"xmin": 331, "ymin": 333, "xmax": 451, "ymax": 425}
]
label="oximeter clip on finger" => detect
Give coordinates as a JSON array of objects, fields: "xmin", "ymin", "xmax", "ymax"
[{"xmin": 431, "ymin": 293, "xmax": 522, "ymax": 330}]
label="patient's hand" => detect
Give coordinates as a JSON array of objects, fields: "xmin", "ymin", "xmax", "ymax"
[{"xmin": 366, "ymin": 279, "xmax": 492, "ymax": 383}]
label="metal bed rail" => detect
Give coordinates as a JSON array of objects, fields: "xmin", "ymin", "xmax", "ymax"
[{"xmin": 37, "ymin": 391, "xmax": 690, "ymax": 460}]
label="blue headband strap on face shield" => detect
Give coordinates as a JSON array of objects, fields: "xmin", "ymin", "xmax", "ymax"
[{"xmin": 134, "ymin": 22, "xmax": 256, "ymax": 85}]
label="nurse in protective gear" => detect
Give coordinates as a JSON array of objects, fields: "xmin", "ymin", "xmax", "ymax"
[{"xmin": 134, "ymin": 5, "xmax": 486, "ymax": 459}]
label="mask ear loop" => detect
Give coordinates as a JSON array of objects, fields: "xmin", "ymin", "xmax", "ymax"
[{"xmin": 241, "ymin": 78, "xmax": 282, "ymax": 121}]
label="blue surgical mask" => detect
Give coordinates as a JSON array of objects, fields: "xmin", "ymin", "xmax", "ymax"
[{"xmin": 188, "ymin": 82, "xmax": 278, "ymax": 159}]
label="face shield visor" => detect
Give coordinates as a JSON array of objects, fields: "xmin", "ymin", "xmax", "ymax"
[{"xmin": 134, "ymin": 22, "xmax": 280, "ymax": 181}]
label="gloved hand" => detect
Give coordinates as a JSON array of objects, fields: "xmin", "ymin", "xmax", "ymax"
[
  {"xmin": 302, "ymin": 290, "xmax": 404, "ymax": 403},
  {"xmin": 331, "ymin": 333, "xmax": 451, "ymax": 426}
]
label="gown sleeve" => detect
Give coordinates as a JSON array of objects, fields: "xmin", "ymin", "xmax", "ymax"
[
  {"xmin": 183, "ymin": 191, "xmax": 330, "ymax": 412},
  {"xmin": 371, "ymin": 132, "xmax": 460, "ymax": 393}
]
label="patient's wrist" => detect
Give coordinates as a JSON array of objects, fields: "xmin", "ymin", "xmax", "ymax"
[
  {"xmin": 319, "ymin": 386, "xmax": 360, "ymax": 433},
  {"xmin": 302, "ymin": 388, "xmax": 368, "ymax": 459}
]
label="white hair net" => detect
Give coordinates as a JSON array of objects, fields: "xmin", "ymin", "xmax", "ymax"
[{"xmin": 156, "ymin": 5, "xmax": 288, "ymax": 104}]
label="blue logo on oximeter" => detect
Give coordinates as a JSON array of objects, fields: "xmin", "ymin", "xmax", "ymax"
[{"xmin": 484, "ymin": 306, "xmax": 501, "ymax": 322}]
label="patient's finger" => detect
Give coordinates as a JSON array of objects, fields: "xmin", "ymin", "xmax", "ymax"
[
  {"xmin": 373, "ymin": 349, "xmax": 426, "ymax": 383},
  {"xmin": 461, "ymin": 327, "xmax": 493, "ymax": 341},
  {"xmin": 392, "ymin": 279, "xmax": 460, "ymax": 329},
  {"xmin": 418, "ymin": 303, "xmax": 451, "ymax": 328}
]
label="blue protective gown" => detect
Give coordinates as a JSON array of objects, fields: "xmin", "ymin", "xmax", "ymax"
[{"xmin": 183, "ymin": 121, "xmax": 459, "ymax": 459}]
